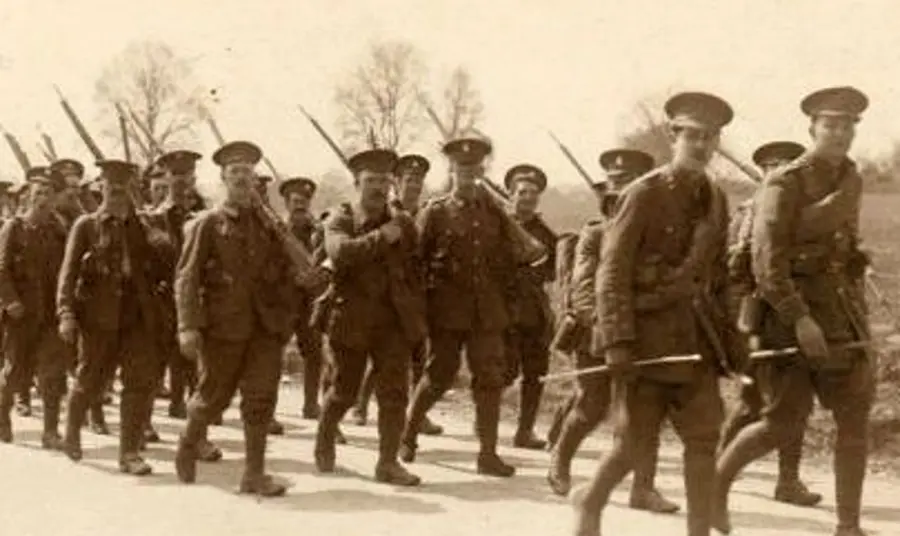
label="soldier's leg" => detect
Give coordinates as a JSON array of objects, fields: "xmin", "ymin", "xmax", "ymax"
[
  {"xmin": 318, "ymin": 340, "xmax": 346, "ymax": 444},
  {"xmin": 141, "ymin": 343, "xmax": 168, "ymax": 447},
  {"xmin": 35, "ymin": 325, "xmax": 70, "ymax": 450},
  {"xmin": 237, "ymin": 332, "xmax": 284, "ymax": 497},
  {"xmin": 175, "ymin": 337, "xmax": 244, "ymax": 484},
  {"xmin": 65, "ymin": 330, "xmax": 118, "ymax": 461},
  {"xmin": 409, "ymin": 340, "xmax": 443, "ymax": 436},
  {"xmin": 14, "ymin": 353, "xmax": 35, "ymax": 417},
  {"xmin": 815, "ymin": 360, "xmax": 874, "ymax": 533},
  {"xmin": 0, "ymin": 320, "xmax": 38, "ymax": 442},
  {"xmin": 351, "ymin": 363, "xmax": 376, "ymax": 425},
  {"xmin": 668, "ymin": 368, "xmax": 724, "ymax": 536},
  {"xmin": 548, "ymin": 350, "xmax": 610, "ymax": 495},
  {"xmin": 87, "ymin": 367, "xmax": 113, "ymax": 435},
  {"xmin": 467, "ymin": 330, "xmax": 515, "ymax": 477},
  {"xmin": 400, "ymin": 329, "xmax": 463, "ymax": 462},
  {"xmin": 717, "ymin": 379, "xmax": 763, "ymax": 455},
  {"xmin": 629, "ymin": 419, "xmax": 680, "ymax": 514},
  {"xmin": 118, "ymin": 326, "xmax": 160, "ymax": 475},
  {"xmin": 315, "ymin": 342, "xmax": 367, "ymax": 472},
  {"xmin": 574, "ymin": 377, "xmax": 667, "ymax": 536},
  {"xmin": 297, "ymin": 326, "xmax": 323, "ymax": 419},
  {"xmin": 371, "ymin": 332, "xmax": 419, "ymax": 486},
  {"xmin": 713, "ymin": 363, "xmax": 815, "ymax": 534},
  {"xmin": 168, "ymin": 344, "xmax": 189, "ymax": 419},
  {"xmin": 773, "ymin": 421, "xmax": 821, "ymax": 506},
  {"xmin": 514, "ymin": 328, "xmax": 549, "ymax": 449}
]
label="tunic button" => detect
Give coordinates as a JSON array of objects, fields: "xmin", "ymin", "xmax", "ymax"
[
  {"xmin": 473, "ymin": 221, "xmax": 480, "ymax": 228},
  {"xmin": 665, "ymin": 226, "xmax": 674, "ymax": 234},
  {"xmin": 474, "ymin": 240, "xmax": 480, "ymax": 246}
]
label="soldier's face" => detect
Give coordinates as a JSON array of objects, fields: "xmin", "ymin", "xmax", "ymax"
[
  {"xmin": 169, "ymin": 176, "xmax": 189, "ymax": 208},
  {"xmin": 356, "ymin": 170, "xmax": 392, "ymax": 208},
  {"xmin": 221, "ymin": 163, "xmax": 255, "ymax": 207},
  {"xmin": 149, "ymin": 178, "xmax": 169, "ymax": 206},
  {"xmin": 451, "ymin": 163, "xmax": 482, "ymax": 189},
  {"xmin": 396, "ymin": 171, "xmax": 425, "ymax": 209},
  {"xmin": 102, "ymin": 181, "xmax": 131, "ymax": 209},
  {"xmin": 810, "ymin": 116, "xmax": 855, "ymax": 156},
  {"xmin": 511, "ymin": 181, "xmax": 541, "ymax": 215},
  {"xmin": 670, "ymin": 126, "xmax": 719, "ymax": 171},
  {"xmin": 287, "ymin": 191, "xmax": 311, "ymax": 217},
  {"xmin": 29, "ymin": 183, "xmax": 55, "ymax": 212}
]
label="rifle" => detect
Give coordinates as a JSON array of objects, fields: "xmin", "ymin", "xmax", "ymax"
[
  {"xmin": 296, "ymin": 104, "xmax": 350, "ymax": 170},
  {"xmin": 546, "ymin": 131, "xmax": 597, "ymax": 194},
  {"xmin": 540, "ymin": 353, "xmax": 702, "ymax": 383},
  {"xmin": 124, "ymin": 104, "xmax": 163, "ymax": 158},
  {"xmin": 116, "ymin": 107, "xmax": 131, "ymax": 163},
  {"xmin": 0, "ymin": 123, "xmax": 32, "ymax": 172}
]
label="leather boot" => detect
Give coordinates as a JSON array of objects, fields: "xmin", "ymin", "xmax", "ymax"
[
  {"xmin": 119, "ymin": 392, "xmax": 152, "ymax": 476},
  {"xmin": 399, "ymin": 381, "xmax": 444, "ymax": 463},
  {"xmin": 474, "ymin": 388, "xmax": 515, "ymax": 477},
  {"xmin": 302, "ymin": 350, "xmax": 322, "ymax": 420},
  {"xmin": 41, "ymin": 396, "xmax": 65, "ymax": 450},
  {"xmin": 374, "ymin": 404, "xmax": 420, "ymax": 486},
  {"xmin": 773, "ymin": 433, "xmax": 821, "ymax": 506},
  {"xmin": 175, "ymin": 417, "xmax": 206, "ymax": 483},
  {"xmin": 64, "ymin": 391, "xmax": 87, "ymax": 461},
  {"xmin": 548, "ymin": 416, "xmax": 593, "ymax": 496},
  {"xmin": 713, "ymin": 422, "xmax": 777, "ymax": 535},
  {"xmin": 0, "ymin": 388, "xmax": 13, "ymax": 443},
  {"xmin": 314, "ymin": 402, "xmax": 343, "ymax": 472},
  {"xmin": 420, "ymin": 415, "xmax": 444, "ymax": 436},
  {"xmin": 268, "ymin": 418, "xmax": 285, "ymax": 436},
  {"xmin": 684, "ymin": 445, "xmax": 716, "ymax": 536},
  {"xmin": 168, "ymin": 400, "xmax": 187, "ymax": 419},
  {"xmin": 833, "ymin": 527, "xmax": 869, "ymax": 536},
  {"xmin": 630, "ymin": 434, "xmax": 680, "ymax": 514},
  {"xmin": 513, "ymin": 382, "xmax": 546, "ymax": 450},
  {"xmin": 239, "ymin": 424, "xmax": 285, "ymax": 497},
  {"xmin": 834, "ymin": 444, "xmax": 867, "ymax": 533}
]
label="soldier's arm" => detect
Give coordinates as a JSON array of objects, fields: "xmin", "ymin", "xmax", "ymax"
[
  {"xmin": 597, "ymin": 184, "xmax": 650, "ymax": 348},
  {"xmin": 175, "ymin": 215, "xmax": 212, "ymax": 333},
  {"xmin": 569, "ymin": 224, "xmax": 602, "ymax": 321},
  {"xmin": 323, "ymin": 209, "xmax": 390, "ymax": 273},
  {"xmin": 751, "ymin": 174, "xmax": 808, "ymax": 324},
  {"xmin": 56, "ymin": 215, "xmax": 90, "ymax": 320},
  {"xmin": 0, "ymin": 219, "xmax": 20, "ymax": 308},
  {"xmin": 796, "ymin": 164, "xmax": 862, "ymax": 240}
]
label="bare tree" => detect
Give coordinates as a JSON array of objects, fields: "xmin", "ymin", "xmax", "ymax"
[
  {"xmin": 333, "ymin": 41, "xmax": 427, "ymax": 153},
  {"xmin": 440, "ymin": 66, "xmax": 484, "ymax": 139},
  {"xmin": 94, "ymin": 40, "xmax": 205, "ymax": 163}
]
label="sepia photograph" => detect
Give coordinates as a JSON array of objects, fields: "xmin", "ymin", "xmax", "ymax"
[{"xmin": 0, "ymin": 1, "xmax": 897, "ymax": 534}]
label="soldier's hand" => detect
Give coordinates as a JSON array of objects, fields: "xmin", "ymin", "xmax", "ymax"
[
  {"xmin": 794, "ymin": 315, "xmax": 829, "ymax": 364},
  {"xmin": 6, "ymin": 301, "xmax": 25, "ymax": 319},
  {"xmin": 58, "ymin": 316, "xmax": 78, "ymax": 344},
  {"xmin": 381, "ymin": 220, "xmax": 404, "ymax": 244},
  {"xmin": 178, "ymin": 330, "xmax": 204, "ymax": 361}
]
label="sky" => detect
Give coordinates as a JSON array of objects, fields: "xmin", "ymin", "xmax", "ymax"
[{"xmin": 0, "ymin": 0, "xmax": 897, "ymax": 198}]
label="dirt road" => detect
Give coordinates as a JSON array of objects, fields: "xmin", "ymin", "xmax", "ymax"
[{"xmin": 1, "ymin": 385, "xmax": 897, "ymax": 536}]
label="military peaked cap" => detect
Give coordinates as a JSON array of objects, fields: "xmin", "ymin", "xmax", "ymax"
[
  {"xmin": 279, "ymin": 177, "xmax": 317, "ymax": 199},
  {"xmin": 504, "ymin": 164, "xmax": 547, "ymax": 192},
  {"xmin": 212, "ymin": 141, "xmax": 262, "ymax": 167},
  {"xmin": 665, "ymin": 91, "xmax": 734, "ymax": 130},
  {"xmin": 751, "ymin": 141, "xmax": 805, "ymax": 168},
  {"xmin": 800, "ymin": 86, "xmax": 868, "ymax": 121}
]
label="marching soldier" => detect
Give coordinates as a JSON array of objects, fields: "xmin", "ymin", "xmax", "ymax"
[
  {"xmin": 58, "ymin": 160, "xmax": 161, "ymax": 475},
  {"xmin": 352, "ymin": 154, "xmax": 444, "ymax": 437},
  {"xmin": 718, "ymin": 140, "xmax": 822, "ymax": 508},
  {"xmin": 279, "ymin": 176, "xmax": 327, "ymax": 420},
  {"xmin": 0, "ymin": 167, "xmax": 70, "ymax": 447},
  {"xmin": 548, "ymin": 149, "xmax": 679, "ymax": 514},
  {"xmin": 573, "ymin": 92, "xmax": 735, "ymax": 536},
  {"xmin": 313, "ymin": 148, "xmax": 423, "ymax": 486},
  {"xmin": 713, "ymin": 87, "xmax": 873, "ymax": 536},
  {"xmin": 400, "ymin": 138, "xmax": 518, "ymax": 477},
  {"xmin": 50, "ymin": 159, "xmax": 111, "ymax": 434},
  {"xmin": 174, "ymin": 141, "xmax": 294, "ymax": 496},
  {"xmin": 503, "ymin": 163, "xmax": 557, "ymax": 449}
]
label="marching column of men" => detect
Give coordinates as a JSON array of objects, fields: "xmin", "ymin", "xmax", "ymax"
[{"xmin": 0, "ymin": 84, "xmax": 876, "ymax": 536}]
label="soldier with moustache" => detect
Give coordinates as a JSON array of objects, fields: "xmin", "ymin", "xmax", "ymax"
[
  {"xmin": 400, "ymin": 138, "xmax": 519, "ymax": 477},
  {"xmin": 351, "ymin": 154, "xmax": 444, "ymax": 437},
  {"xmin": 713, "ymin": 87, "xmax": 874, "ymax": 536},
  {"xmin": 547, "ymin": 149, "xmax": 679, "ymax": 515},
  {"xmin": 174, "ymin": 141, "xmax": 295, "ymax": 496},
  {"xmin": 58, "ymin": 160, "xmax": 161, "ymax": 475},
  {"xmin": 502, "ymin": 164, "xmax": 557, "ymax": 450},
  {"xmin": 313, "ymin": 148, "xmax": 424, "ymax": 486},
  {"xmin": 52, "ymin": 159, "xmax": 111, "ymax": 435},
  {"xmin": 718, "ymin": 140, "xmax": 822, "ymax": 509},
  {"xmin": 574, "ymin": 92, "xmax": 736, "ymax": 536},
  {"xmin": 0, "ymin": 167, "xmax": 71, "ymax": 448}
]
